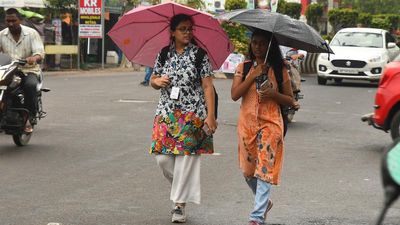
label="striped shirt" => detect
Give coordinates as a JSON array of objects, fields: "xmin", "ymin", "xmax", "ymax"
[{"xmin": 0, "ymin": 25, "xmax": 45, "ymax": 75}]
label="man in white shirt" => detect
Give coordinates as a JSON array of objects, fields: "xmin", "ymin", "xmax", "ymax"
[
  {"xmin": 0, "ymin": 8, "xmax": 45, "ymax": 132},
  {"xmin": 280, "ymin": 45, "xmax": 307, "ymax": 81}
]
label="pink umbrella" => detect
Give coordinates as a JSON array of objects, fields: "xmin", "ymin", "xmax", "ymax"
[{"xmin": 108, "ymin": 2, "xmax": 233, "ymax": 70}]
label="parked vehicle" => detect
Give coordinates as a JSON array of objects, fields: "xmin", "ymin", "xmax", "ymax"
[
  {"xmin": 317, "ymin": 28, "xmax": 400, "ymax": 85},
  {"xmin": 284, "ymin": 54, "xmax": 303, "ymax": 123},
  {"xmin": 361, "ymin": 54, "xmax": 400, "ymax": 140},
  {"xmin": 0, "ymin": 54, "xmax": 49, "ymax": 146}
]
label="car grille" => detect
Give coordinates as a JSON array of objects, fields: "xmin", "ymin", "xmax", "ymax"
[
  {"xmin": 330, "ymin": 70, "xmax": 367, "ymax": 76},
  {"xmin": 331, "ymin": 60, "xmax": 366, "ymax": 68}
]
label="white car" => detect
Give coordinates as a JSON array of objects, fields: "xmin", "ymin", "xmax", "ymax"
[{"xmin": 317, "ymin": 27, "xmax": 400, "ymax": 85}]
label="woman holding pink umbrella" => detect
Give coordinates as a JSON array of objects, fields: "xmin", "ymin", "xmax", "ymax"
[{"xmin": 149, "ymin": 14, "xmax": 217, "ymax": 223}]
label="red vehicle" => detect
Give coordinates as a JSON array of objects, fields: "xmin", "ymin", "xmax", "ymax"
[{"xmin": 362, "ymin": 54, "xmax": 400, "ymax": 140}]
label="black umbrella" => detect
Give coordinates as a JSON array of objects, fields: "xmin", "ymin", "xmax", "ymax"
[{"xmin": 215, "ymin": 9, "xmax": 334, "ymax": 54}]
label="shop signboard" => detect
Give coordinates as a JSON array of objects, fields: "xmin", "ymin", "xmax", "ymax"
[{"xmin": 79, "ymin": 0, "xmax": 103, "ymax": 38}]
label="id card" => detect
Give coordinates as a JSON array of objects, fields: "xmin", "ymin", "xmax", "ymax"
[{"xmin": 170, "ymin": 86, "xmax": 180, "ymax": 100}]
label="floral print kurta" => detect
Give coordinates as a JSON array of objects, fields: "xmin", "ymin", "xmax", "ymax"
[
  {"xmin": 236, "ymin": 62, "xmax": 289, "ymax": 185},
  {"xmin": 150, "ymin": 43, "xmax": 214, "ymax": 155}
]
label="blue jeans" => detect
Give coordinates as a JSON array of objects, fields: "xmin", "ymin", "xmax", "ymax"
[
  {"xmin": 245, "ymin": 177, "xmax": 272, "ymax": 224},
  {"xmin": 144, "ymin": 66, "xmax": 153, "ymax": 83}
]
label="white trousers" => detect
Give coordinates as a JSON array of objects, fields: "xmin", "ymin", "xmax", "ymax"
[{"xmin": 155, "ymin": 154, "xmax": 201, "ymax": 204}]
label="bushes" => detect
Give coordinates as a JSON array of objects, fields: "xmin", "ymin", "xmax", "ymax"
[
  {"xmin": 279, "ymin": 2, "xmax": 302, "ymax": 19},
  {"xmin": 223, "ymin": 0, "xmax": 249, "ymax": 55},
  {"xmin": 328, "ymin": 8, "xmax": 358, "ymax": 33},
  {"xmin": 358, "ymin": 13, "xmax": 372, "ymax": 27},
  {"xmin": 371, "ymin": 17, "xmax": 391, "ymax": 30},
  {"xmin": 328, "ymin": 9, "xmax": 399, "ymax": 33},
  {"xmin": 224, "ymin": 0, "xmax": 247, "ymax": 10},
  {"xmin": 305, "ymin": 3, "xmax": 323, "ymax": 31}
]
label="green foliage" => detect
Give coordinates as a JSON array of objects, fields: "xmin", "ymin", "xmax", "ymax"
[
  {"xmin": 305, "ymin": 3, "xmax": 323, "ymax": 31},
  {"xmin": 340, "ymin": 0, "xmax": 400, "ymax": 14},
  {"xmin": 321, "ymin": 34, "xmax": 332, "ymax": 42},
  {"xmin": 176, "ymin": 0, "xmax": 205, "ymax": 9},
  {"xmin": 221, "ymin": 22, "xmax": 249, "ymax": 55},
  {"xmin": 358, "ymin": 13, "xmax": 372, "ymax": 27},
  {"xmin": 328, "ymin": 9, "xmax": 359, "ymax": 33},
  {"xmin": 277, "ymin": 0, "xmax": 302, "ymax": 19},
  {"xmin": 372, "ymin": 14, "xmax": 400, "ymax": 31},
  {"xmin": 277, "ymin": 0, "xmax": 286, "ymax": 13},
  {"xmin": 371, "ymin": 17, "xmax": 391, "ymax": 30},
  {"xmin": 224, "ymin": 0, "xmax": 247, "ymax": 11},
  {"xmin": 280, "ymin": 2, "xmax": 302, "ymax": 19},
  {"xmin": 47, "ymin": 0, "xmax": 76, "ymax": 9}
]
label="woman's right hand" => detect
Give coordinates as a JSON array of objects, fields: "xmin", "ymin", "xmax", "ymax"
[
  {"xmin": 248, "ymin": 63, "xmax": 267, "ymax": 80},
  {"xmin": 153, "ymin": 75, "xmax": 170, "ymax": 88}
]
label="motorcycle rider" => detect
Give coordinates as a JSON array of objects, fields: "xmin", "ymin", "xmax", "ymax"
[{"xmin": 0, "ymin": 8, "xmax": 45, "ymax": 133}]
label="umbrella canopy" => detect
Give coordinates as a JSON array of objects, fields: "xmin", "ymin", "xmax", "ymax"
[
  {"xmin": 216, "ymin": 9, "xmax": 333, "ymax": 54},
  {"xmin": 108, "ymin": 2, "xmax": 233, "ymax": 70},
  {"xmin": 0, "ymin": 0, "xmax": 46, "ymax": 8}
]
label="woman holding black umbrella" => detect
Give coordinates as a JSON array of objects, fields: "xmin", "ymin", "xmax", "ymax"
[{"xmin": 231, "ymin": 29, "xmax": 297, "ymax": 225}]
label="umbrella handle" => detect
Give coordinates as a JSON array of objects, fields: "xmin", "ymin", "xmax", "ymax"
[{"xmin": 263, "ymin": 39, "xmax": 272, "ymax": 65}]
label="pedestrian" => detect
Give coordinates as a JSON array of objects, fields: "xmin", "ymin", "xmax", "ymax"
[
  {"xmin": 280, "ymin": 45, "xmax": 307, "ymax": 82},
  {"xmin": 140, "ymin": 66, "xmax": 153, "ymax": 86},
  {"xmin": 0, "ymin": 8, "xmax": 45, "ymax": 133},
  {"xmin": 231, "ymin": 29, "xmax": 297, "ymax": 225},
  {"xmin": 149, "ymin": 13, "xmax": 217, "ymax": 223}
]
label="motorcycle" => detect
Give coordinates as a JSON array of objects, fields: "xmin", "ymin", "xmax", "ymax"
[
  {"xmin": 0, "ymin": 54, "xmax": 50, "ymax": 146},
  {"xmin": 284, "ymin": 55, "xmax": 304, "ymax": 123}
]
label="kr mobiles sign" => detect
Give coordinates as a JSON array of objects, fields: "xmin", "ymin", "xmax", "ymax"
[
  {"xmin": 79, "ymin": 0, "xmax": 103, "ymax": 38},
  {"xmin": 80, "ymin": 0, "xmax": 102, "ymax": 15}
]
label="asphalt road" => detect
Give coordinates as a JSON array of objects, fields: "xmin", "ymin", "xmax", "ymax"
[{"xmin": 0, "ymin": 71, "xmax": 399, "ymax": 225}]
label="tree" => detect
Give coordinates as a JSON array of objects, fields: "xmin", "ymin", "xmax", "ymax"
[
  {"xmin": 328, "ymin": 8, "xmax": 358, "ymax": 33},
  {"xmin": 306, "ymin": 3, "xmax": 324, "ymax": 31},
  {"xmin": 223, "ymin": 0, "xmax": 249, "ymax": 54},
  {"xmin": 225, "ymin": 0, "xmax": 247, "ymax": 10},
  {"xmin": 340, "ymin": 0, "xmax": 400, "ymax": 14}
]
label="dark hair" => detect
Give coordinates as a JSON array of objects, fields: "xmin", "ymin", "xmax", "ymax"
[
  {"xmin": 170, "ymin": 14, "xmax": 193, "ymax": 31},
  {"xmin": 5, "ymin": 8, "xmax": 22, "ymax": 20},
  {"xmin": 248, "ymin": 29, "xmax": 283, "ymax": 80},
  {"xmin": 169, "ymin": 14, "xmax": 197, "ymax": 45}
]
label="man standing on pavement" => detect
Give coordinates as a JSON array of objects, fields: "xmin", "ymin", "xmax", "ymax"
[{"xmin": 0, "ymin": 8, "xmax": 45, "ymax": 133}]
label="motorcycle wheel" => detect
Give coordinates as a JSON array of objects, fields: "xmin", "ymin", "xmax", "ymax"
[
  {"xmin": 390, "ymin": 110, "xmax": 400, "ymax": 141},
  {"xmin": 287, "ymin": 112, "xmax": 295, "ymax": 123},
  {"xmin": 13, "ymin": 132, "xmax": 32, "ymax": 146}
]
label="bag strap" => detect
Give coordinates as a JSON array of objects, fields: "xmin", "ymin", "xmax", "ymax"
[
  {"xmin": 159, "ymin": 45, "xmax": 206, "ymax": 77},
  {"xmin": 194, "ymin": 47, "xmax": 206, "ymax": 74},
  {"xmin": 159, "ymin": 45, "xmax": 170, "ymax": 67}
]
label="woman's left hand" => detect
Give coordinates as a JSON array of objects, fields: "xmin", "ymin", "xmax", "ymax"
[
  {"xmin": 258, "ymin": 86, "xmax": 278, "ymax": 101},
  {"xmin": 204, "ymin": 116, "xmax": 217, "ymax": 134}
]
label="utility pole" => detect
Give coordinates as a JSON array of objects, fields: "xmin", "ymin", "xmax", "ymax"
[{"xmin": 327, "ymin": 0, "xmax": 333, "ymax": 34}]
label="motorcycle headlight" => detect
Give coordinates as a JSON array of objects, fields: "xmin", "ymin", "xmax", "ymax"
[
  {"xmin": 9, "ymin": 75, "xmax": 21, "ymax": 88},
  {"xmin": 369, "ymin": 56, "xmax": 383, "ymax": 62},
  {"xmin": 0, "ymin": 66, "xmax": 17, "ymax": 86}
]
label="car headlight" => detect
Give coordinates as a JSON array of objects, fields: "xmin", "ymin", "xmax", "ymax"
[
  {"xmin": 320, "ymin": 54, "xmax": 329, "ymax": 60},
  {"xmin": 369, "ymin": 56, "xmax": 383, "ymax": 62}
]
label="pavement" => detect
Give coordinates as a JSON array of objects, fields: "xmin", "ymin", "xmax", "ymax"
[{"xmin": 43, "ymin": 65, "xmax": 316, "ymax": 79}]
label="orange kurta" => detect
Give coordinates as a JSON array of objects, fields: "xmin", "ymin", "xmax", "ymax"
[{"xmin": 236, "ymin": 62, "xmax": 289, "ymax": 185}]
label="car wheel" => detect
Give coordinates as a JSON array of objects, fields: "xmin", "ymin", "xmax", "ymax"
[
  {"xmin": 390, "ymin": 110, "xmax": 400, "ymax": 140},
  {"xmin": 317, "ymin": 76, "xmax": 327, "ymax": 85},
  {"xmin": 334, "ymin": 78, "xmax": 343, "ymax": 84}
]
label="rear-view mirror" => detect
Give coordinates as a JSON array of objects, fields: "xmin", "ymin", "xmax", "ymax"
[{"xmin": 387, "ymin": 42, "xmax": 397, "ymax": 48}]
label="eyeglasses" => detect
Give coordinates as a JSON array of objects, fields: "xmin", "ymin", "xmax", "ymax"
[{"xmin": 176, "ymin": 27, "xmax": 194, "ymax": 33}]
